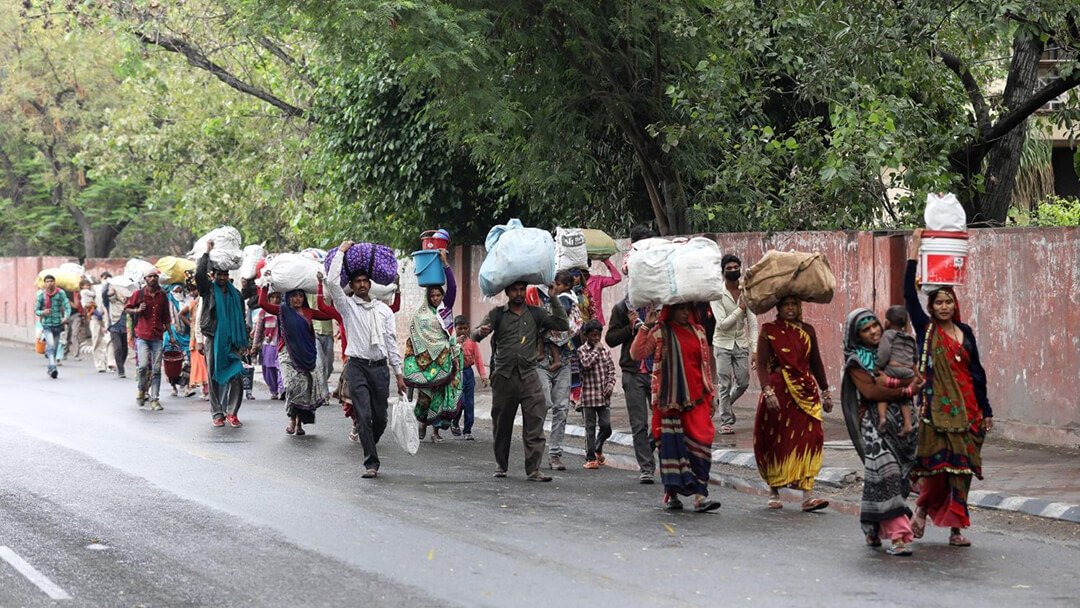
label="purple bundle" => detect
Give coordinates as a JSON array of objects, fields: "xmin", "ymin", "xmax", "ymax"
[{"xmin": 324, "ymin": 243, "xmax": 399, "ymax": 287}]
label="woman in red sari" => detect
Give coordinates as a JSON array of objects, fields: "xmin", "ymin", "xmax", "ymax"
[
  {"xmin": 631, "ymin": 303, "xmax": 720, "ymax": 512},
  {"xmin": 905, "ymin": 230, "xmax": 993, "ymax": 547},
  {"xmin": 753, "ymin": 296, "xmax": 833, "ymax": 511}
]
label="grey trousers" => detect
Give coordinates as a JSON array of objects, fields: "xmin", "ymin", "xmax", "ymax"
[
  {"xmin": 205, "ymin": 335, "xmax": 243, "ymax": 419},
  {"xmin": 714, "ymin": 345, "xmax": 750, "ymax": 426},
  {"xmin": 491, "ymin": 367, "xmax": 547, "ymax": 475},
  {"xmin": 316, "ymin": 333, "xmax": 335, "ymax": 384},
  {"xmin": 345, "ymin": 359, "xmax": 390, "ymax": 471},
  {"xmin": 622, "ymin": 371, "xmax": 655, "ymax": 474},
  {"xmin": 538, "ymin": 364, "xmax": 571, "ymax": 457}
]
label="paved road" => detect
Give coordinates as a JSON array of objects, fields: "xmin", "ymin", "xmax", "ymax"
[{"xmin": 2, "ymin": 346, "xmax": 1078, "ymax": 607}]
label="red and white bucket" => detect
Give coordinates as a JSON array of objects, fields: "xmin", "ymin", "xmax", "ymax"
[
  {"xmin": 420, "ymin": 229, "xmax": 450, "ymax": 251},
  {"xmin": 919, "ymin": 230, "xmax": 968, "ymax": 291}
]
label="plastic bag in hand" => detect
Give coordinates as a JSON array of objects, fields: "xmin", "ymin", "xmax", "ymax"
[{"xmin": 390, "ymin": 393, "xmax": 421, "ymax": 455}]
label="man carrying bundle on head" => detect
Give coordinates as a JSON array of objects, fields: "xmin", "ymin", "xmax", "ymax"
[{"xmin": 196, "ymin": 240, "xmax": 250, "ymax": 428}]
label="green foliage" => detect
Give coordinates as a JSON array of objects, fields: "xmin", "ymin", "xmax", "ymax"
[{"xmin": 1010, "ymin": 195, "xmax": 1080, "ymax": 226}]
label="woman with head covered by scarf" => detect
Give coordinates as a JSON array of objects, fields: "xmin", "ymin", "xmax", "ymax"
[
  {"xmin": 841, "ymin": 308, "xmax": 924, "ymax": 555},
  {"xmin": 258, "ymin": 271, "xmax": 339, "ymax": 436},
  {"xmin": 405, "ymin": 277, "xmax": 464, "ymax": 444},
  {"xmin": 905, "ymin": 230, "xmax": 993, "ymax": 547},
  {"xmin": 630, "ymin": 303, "xmax": 721, "ymax": 513},
  {"xmin": 753, "ymin": 296, "xmax": 833, "ymax": 512}
]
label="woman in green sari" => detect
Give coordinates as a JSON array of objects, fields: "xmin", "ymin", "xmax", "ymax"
[{"xmin": 404, "ymin": 284, "xmax": 464, "ymax": 443}]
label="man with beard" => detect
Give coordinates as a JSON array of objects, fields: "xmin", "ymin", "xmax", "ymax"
[
  {"xmin": 473, "ymin": 281, "xmax": 569, "ymax": 481},
  {"xmin": 708, "ymin": 254, "xmax": 758, "ymax": 434}
]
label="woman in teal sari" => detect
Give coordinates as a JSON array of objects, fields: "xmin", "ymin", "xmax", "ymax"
[{"xmin": 404, "ymin": 284, "xmax": 463, "ymax": 443}]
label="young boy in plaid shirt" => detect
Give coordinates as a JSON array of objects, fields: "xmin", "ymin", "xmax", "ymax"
[{"xmin": 576, "ymin": 319, "xmax": 616, "ymax": 469}]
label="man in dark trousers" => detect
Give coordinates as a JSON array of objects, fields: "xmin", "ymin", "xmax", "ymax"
[
  {"xmin": 605, "ymin": 225, "xmax": 659, "ymax": 484},
  {"xmin": 473, "ymin": 281, "xmax": 569, "ymax": 482},
  {"xmin": 196, "ymin": 240, "xmax": 250, "ymax": 428}
]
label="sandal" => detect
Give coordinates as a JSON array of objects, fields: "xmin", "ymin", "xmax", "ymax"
[
  {"xmin": 595, "ymin": 452, "xmax": 606, "ymax": 466},
  {"xmin": 693, "ymin": 499, "xmax": 722, "ymax": 513},
  {"xmin": 767, "ymin": 498, "xmax": 783, "ymax": 510},
  {"xmin": 865, "ymin": 535, "xmax": 882, "ymax": 547},
  {"xmin": 801, "ymin": 498, "xmax": 829, "ymax": 512},
  {"xmin": 887, "ymin": 542, "xmax": 913, "ymax": 556},
  {"xmin": 285, "ymin": 419, "xmax": 296, "ymax": 435},
  {"xmin": 949, "ymin": 533, "xmax": 971, "ymax": 547},
  {"xmin": 665, "ymin": 495, "xmax": 684, "ymax": 511},
  {"xmin": 295, "ymin": 426, "xmax": 306, "ymax": 436},
  {"xmin": 911, "ymin": 510, "xmax": 927, "ymax": 539}
]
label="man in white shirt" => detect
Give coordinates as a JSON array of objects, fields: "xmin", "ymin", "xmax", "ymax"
[
  {"xmin": 709, "ymin": 254, "xmax": 758, "ymax": 434},
  {"xmin": 324, "ymin": 241, "xmax": 407, "ymax": 479}
]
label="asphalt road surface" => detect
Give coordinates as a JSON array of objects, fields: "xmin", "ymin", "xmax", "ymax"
[{"xmin": 2, "ymin": 345, "xmax": 1078, "ymax": 607}]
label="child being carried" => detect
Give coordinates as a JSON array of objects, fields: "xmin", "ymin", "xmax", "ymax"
[{"xmin": 877, "ymin": 305, "xmax": 919, "ymax": 437}]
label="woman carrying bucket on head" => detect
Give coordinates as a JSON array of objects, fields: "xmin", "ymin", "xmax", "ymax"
[{"xmin": 405, "ymin": 249, "xmax": 463, "ymax": 442}]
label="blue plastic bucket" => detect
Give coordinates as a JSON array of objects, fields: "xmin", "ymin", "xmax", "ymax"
[{"xmin": 412, "ymin": 250, "xmax": 446, "ymax": 287}]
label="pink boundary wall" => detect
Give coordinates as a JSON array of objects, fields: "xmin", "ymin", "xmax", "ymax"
[{"xmin": 3, "ymin": 227, "xmax": 1076, "ymax": 447}]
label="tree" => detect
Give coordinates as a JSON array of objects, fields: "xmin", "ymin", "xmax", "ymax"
[{"xmin": 0, "ymin": 3, "xmax": 153, "ymax": 257}]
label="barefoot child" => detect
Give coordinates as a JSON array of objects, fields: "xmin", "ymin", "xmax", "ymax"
[
  {"xmin": 877, "ymin": 305, "xmax": 918, "ymax": 436},
  {"xmin": 576, "ymin": 319, "xmax": 616, "ymax": 469}
]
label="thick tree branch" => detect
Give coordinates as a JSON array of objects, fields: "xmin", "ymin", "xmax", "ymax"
[
  {"xmin": 258, "ymin": 36, "xmax": 317, "ymax": 88},
  {"xmin": 936, "ymin": 48, "xmax": 991, "ymax": 137},
  {"xmin": 133, "ymin": 29, "xmax": 313, "ymax": 122},
  {"xmin": 986, "ymin": 69, "xmax": 1080, "ymax": 143}
]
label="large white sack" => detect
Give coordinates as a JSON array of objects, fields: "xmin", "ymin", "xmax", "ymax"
[
  {"xmin": 189, "ymin": 226, "xmax": 242, "ymax": 258},
  {"xmin": 479, "ymin": 219, "xmax": 556, "ymax": 297},
  {"xmin": 106, "ymin": 276, "xmax": 138, "ymax": 302},
  {"xmin": 555, "ymin": 227, "xmax": 589, "ymax": 271},
  {"xmin": 924, "ymin": 192, "xmax": 966, "ymax": 231},
  {"xmin": 627, "ymin": 237, "xmax": 725, "ymax": 307},
  {"xmin": 264, "ymin": 253, "xmax": 324, "ymax": 294},
  {"xmin": 123, "ymin": 258, "xmax": 156, "ymax": 285},
  {"xmin": 238, "ymin": 244, "xmax": 266, "ymax": 279},
  {"xmin": 58, "ymin": 262, "xmax": 86, "ymax": 278},
  {"xmin": 369, "ymin": 281, "xmax": 398, "ymax": 304}
]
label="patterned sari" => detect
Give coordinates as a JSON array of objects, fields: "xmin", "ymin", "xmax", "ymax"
[
  {"xmin": 912, "ymin": 322, "xmax": 984, "ymax": 529},
  {"xmin": 404, "ymin": 302, "xmax": 463, "ymax": 429},
  {"xmin": 753, "ymin": 320, "xmax": 825, "ymax": 491},
  {"xmin": 642, "ymin": 309, "xmax": 715, "ymax": 498}
]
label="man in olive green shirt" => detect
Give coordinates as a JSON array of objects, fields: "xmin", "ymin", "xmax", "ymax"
[{"xmin": 473, "ymin": 281, "xmax": 569, "ymax": 481}]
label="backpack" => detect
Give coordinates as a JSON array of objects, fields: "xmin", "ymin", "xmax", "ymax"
[{"xmin": 487, "ymin": 304, "xmax": 547, "ymax": 371}]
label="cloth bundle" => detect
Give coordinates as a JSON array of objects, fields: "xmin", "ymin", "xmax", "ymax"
[
  {"xmin": 155, "ymin": 256, "xmax": 196, "ymax": 285},
  {"xmin": 189, "ymin": 226, "xmax": 243, "ymax": 271},
  {"xmin": 106, "ymin": 276, "xmax": 138, "ymax": 302},
  {"xmin": 58, "ymin": 262, "xmax": 86, "ymax": 279},
  {"xmin": 478, "ymin": 219, "xmax": 556, "ymax": 297},
  {"xmin": 123, "ymin": 258, "xmax": 156, "ymax": 285},
  {"xmin": 581, "ymin": 229, "xmax": 619, "ymax": 259},
  {"xmin": 239, "ymin": 244, "xmax": 267, "ymax": 279},
  {"xmin": 35, "ymin": 268, "xmax": 82, "ymax": 292},
  {"xmin": 742, "ymin": 250, "xmax": 836, "ymax": 314},
  {"xmin": 324, "ymin": 243, "xmax": 399, "ymax": 287},
  {"xmin": 262, "ymin": 253, "xmax": 323, "ymax": 294},
  {"xmin": 626, "ymin": 237, "xmax": 725, "ymax": 307}
]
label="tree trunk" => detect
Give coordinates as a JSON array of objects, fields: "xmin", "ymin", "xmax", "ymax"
[{"xmin": 976, "ymin": 33, "xmax": 1044, "ymax": 226}]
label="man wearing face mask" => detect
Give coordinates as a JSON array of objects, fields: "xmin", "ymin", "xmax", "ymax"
[{"xmin": 709, "ymin": 254, "xmax": 758, "ymax": 434}]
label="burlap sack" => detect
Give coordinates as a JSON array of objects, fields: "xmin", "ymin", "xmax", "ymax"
[{"xmin": 743, "ymin": 250, "xmax": 836, "ymax": 314}]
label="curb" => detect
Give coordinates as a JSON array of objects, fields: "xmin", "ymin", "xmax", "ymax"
[{"xmin": 968, "ymin": 490, "xmax": 1080, "ymax": 524}]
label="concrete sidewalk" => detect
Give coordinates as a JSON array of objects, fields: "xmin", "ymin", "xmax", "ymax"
[{"xmin": 468, "ymin": 386, "xmax": 1080, "ymax": 524}]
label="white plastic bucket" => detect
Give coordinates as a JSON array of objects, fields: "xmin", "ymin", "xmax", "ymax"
[{"xmin": 919, "ymin": 230, "xmax": 968, "ymax": 291}]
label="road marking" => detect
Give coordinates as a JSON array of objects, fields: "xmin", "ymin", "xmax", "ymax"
[{"xmin": 0, "ymin": 546, "xmax": 71, "ymax": 600}]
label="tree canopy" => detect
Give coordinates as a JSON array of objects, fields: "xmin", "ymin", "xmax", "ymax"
[{"xmin": 5, "ymin": 0, "xmax": 1079, "ymax": 258}]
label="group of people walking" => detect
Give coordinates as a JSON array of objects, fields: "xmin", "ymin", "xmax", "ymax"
[{"xmin": 33, "ymin": 228, "xmax": 992, "ymax": 552}]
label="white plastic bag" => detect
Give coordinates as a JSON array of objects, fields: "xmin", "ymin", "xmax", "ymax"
[
  {"xmin": 627, "ymin": 237, "xmax": 726, "ymax": 307},
  {"xmin": 924, "ymin": 192, "xmax": 966, "ymax": 231},
  {"xmin": 390, "ymin": 394, "xmax": 421, "ymax": 455},
  {"xmin": 554, "ymin": 227, "xmax": 589, "ymax": 270},
  {"xmin": 478, "ymin": 219, "xmax": 556, "ymax": 296},
  {"xmin": 263, "ymin": 253, "xmax": 323, "ymax": 293},
  {"xmin": 58, "ymin": 262, "xmax": 86, "ymax": 278}
]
